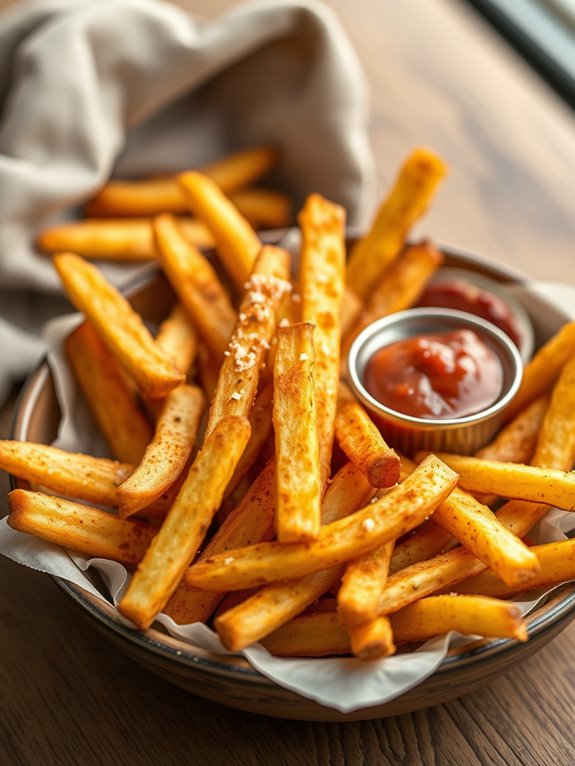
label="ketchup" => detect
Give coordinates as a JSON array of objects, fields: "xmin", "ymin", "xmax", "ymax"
[
  {"xmin": 418, "ymin": 279, "xmax": 522, "ymax": 348},
  {"xmin": 363, "ymin": 329, "xmax": 502, "ymax": 419}
]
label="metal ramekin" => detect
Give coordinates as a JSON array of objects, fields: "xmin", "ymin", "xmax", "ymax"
[{"xmin": 347, "ymin": 308, "xmax": 523, "ymax": 456}]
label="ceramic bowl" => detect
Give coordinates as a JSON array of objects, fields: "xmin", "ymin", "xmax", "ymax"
[{"xmin": 9, "ymin": 236, "xmax": 575, "ymax": 722}]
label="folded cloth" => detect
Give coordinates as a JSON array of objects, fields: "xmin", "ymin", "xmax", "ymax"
[{"xmin": 0, "ymin": 0, "xmax": 374, "ymax": 404}]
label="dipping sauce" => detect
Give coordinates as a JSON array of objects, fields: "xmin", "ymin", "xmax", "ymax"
[
  {"xmin": 418, "ymin": 279, "xmax": 522, "ymax": 348},
  {"xmin": 363, "ymin": 328, "xmax": 502, "ymax": 419}
]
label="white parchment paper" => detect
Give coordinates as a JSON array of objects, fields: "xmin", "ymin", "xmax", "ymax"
[{"xmin": 1, "ymin": 281, "xmax": 574, "ymax": 713}]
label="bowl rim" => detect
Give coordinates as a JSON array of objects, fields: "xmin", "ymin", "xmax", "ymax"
[{"xmin": 8, "ymin": 235, "xmax": 575, "ymax": 699}]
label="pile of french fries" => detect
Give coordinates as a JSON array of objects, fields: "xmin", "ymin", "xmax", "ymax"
[{"xmin": 4, "ymin": 145, "xmax": 575, "ymax": 663}]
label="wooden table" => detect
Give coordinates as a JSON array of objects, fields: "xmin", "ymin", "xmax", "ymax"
[{"xmin": 1, "ymin": 1, "xmax": 575, "ymax": 764}]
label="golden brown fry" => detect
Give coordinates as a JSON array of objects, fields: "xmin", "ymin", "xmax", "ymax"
[
  {"xmin": 431, "ymin": 487, "xmax": 539, "ymax": 586},
  {"xmin": 66, "ymin": 322, "xmax": 153, "ymax": 465},
  {"xmin": 389, "ymin": 520, "xmax": 453, "ymax": 574},
  {"xmin": 477, "ymin": 395, "xmax": 549, "ymax": 464},
  {"xmin": 261, "ymin": 612, "xmax": 350, "ymax": 657},
  {"xmin": 187, "ymin": 455, "xmax": 458, "ymax": 592},
  {"xmin": 85, "ymin": 147, "xmax": 279, "ymax": 216},
  {"xmin": 117, "ymin": 385, "xmax": 205, "ymax": 518},
  {"xmin": 201, "ymin": 147, "xmax": 279, "ymax": 195},
  {"xmin": 7, "ymin": 490, "xmax": 155, "ymax": 566},
  {"xmin": 178, "ymin": 171, "xmax": 261, "ymax": 288},
  {"xmin": 473, "ymin": 395, "xmax": 549, "ymax": 506},
  {"xmin": 86, "ymin": 178, "xmax": 187, "ymax": 217},
  {"xmin": 299, "ymin": 193, "xmax": 346, "ymax": 487},
  {"xmin": 228, "ymin": 188, "xmax": 292, "ymax": 229},
  {"xmin": 348, "ymin": 617, "xmax": 396, "ymax": 660},
  {"xmin": 498, "ymin": 353, "xmax": 575, "ymax": 539},
  {"xmin": 155, "ymin": 303, "xmax": 198, "ymax": 376},
  {"xmin": 206, "ymin": 245, "xmax": 291, "ymax": 435},
  {"xmin": 274, "ymin": 323, "xmax": 321, "ymax": 542},
  {"xmin": 504, "ymin": 321, "xmax": 575, "ymax": 422},
  {"xmin": 390, "ymin": 595, "xmax": 527, "ymax": 643},
  {"xmin": 54, "ymin": 253, "xmax": 184, "ymax": 398},
  {"xmin": 196, "ymin": 343, "xmax": 221, "ymax": 401},
  {"xmin": 343, "ymin": 240, "xmax": 444, "ymax": 355},
  {"xmin": 165, "ymin": 459, "xmax": 277, "ymax": 625},
  {"xmin": 338, "ymin": 542, "xmax": 394, "ymax": 627},
  {"xmin": 379, "ymin": 547, "xmax": 487, "ymax": 615},
  {"xmin": 340, "ymin": 288, "xmax": 363, "ymax": 338},
  {"xmin": 153, "ymin": 214, "xmax": 236, "ymax": 361},
  {"xmin": 335, "ymin": 401, "xmax": 400, "ymax": 488},
  {"xmin": 119, "ymin": 416, "xmax": 251, "ymax": 629},
  {"xmin": 262, "ymin": 595, "xmax": 526, "ymax": 656},
  {"xmin": 37, "ymin": 218, "xmax": 215, "ymax": 261},
  {"xmin": 346, "ymin": 148, "xmax": 448, "ymax": 300},
  {"xmin": 428, "ymin": 453, "xmax": 575, "ymax": 510},
  {"xmin": 214, "ymin": 463, "xmax": 375, "ymax": 650},
  {"xmin": 455, "ymin": 539, "xmax": 575, "ymax": 598},
  {"xmin": 0, "ymin": 440, "xmax": 132, "ymax": 507},
  {"xmin": 223, "ymin": 382, "xmax": 273, "ymax": 501}
]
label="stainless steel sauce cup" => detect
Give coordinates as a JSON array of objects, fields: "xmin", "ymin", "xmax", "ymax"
[{"xmin": 347, "ymin": 308, "xmax": 523, "ymax": 456}]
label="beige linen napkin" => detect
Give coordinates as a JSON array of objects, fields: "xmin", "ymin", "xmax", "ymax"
[{"xmin": 0, "ymin": 0, "xmax": 374, "ymax": 401}]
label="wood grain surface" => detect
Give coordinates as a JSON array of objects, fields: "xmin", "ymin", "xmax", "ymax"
[{"xmin": 1, "ymin": 0, "xmax": 575, "ymax": 764}]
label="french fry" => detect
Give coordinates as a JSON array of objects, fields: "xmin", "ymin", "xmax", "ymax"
[
  {"xmin": 223, "ymin": 382, "xmax": 274, "ymax": 502},
  {"xmin": 428, "ymin": 453, "xmax": 575, "ymax": 510},
  {"xmin": 389, "ymin": 520, "xmax": 453, "ymax": 574},
  {"xmin": 153, "ymin": 214, "xmax": 236, "ymax": 361},
  {"xmin": 261, "ymin": 612, "xmax": 350, "ymax": 657},
  {"xmin": 430, "ymin": 487, "xmax": 539, "ymax": 586},
  {"xmin": 201, "ymin": 147, "xmax": 279, "ymax": 195},
  {"xmin": 365, "ymin": 239, "xmax": 444, "ymax": 315},
  {"xmin": 37, "ymin": 218, "xmax": 214, "ymax": 261},
  {"xmin": 526, "ymin": 353, "xmax": 575, "ymax": 474},
  {"xmin": 0, "ymin": 439, "xmax": 181, "ymax": 520},
  {"xmin": 117, "ymin": 385, "xmax": 205, "ymax": 518},
  {"xmin": 335, "ymin": 401, "xmax": 400, "ymax": 488},
  {"xmin": 187, "ymin": 455, "xmax": 458, "ymax": 592},
  {"xmin": 164, "ymin": 459, "xmax": 277, "ymax": 625},
  {"xmin": 85, "ymin": 146, "xmax": 279, "ymax": 216},
  {"xmin": 262, "ymin": 595, "xmax": 526, "ymax": 656},
  {"xmin": 389, "ymin": 595, "xmax": 527, "ymax": 643},
  {"xmin": 342, "ymin": 240, "xmax": 444, "ymax": 358},
  {"xmin": 66, "ymin": 322, "xmax": 153, "ymax": 465},
  {"xmin": 413, "ymin": 448, "xmax": 538, "ymax": 588},
  {"xmin": 7, "ymin": 490, "xmax": 155, "ymax": 566},
  {"xmin": 0, "ymin": 441, "xmax": 132, "ymax": 507},
  {"xmin": 340, "ymin": 288, "xmax": 362, "ymax": 338},
  {"xmin": 378, "ymin": 547, "xmax": 487, "ymax": 615},
  {"xmin": 299, "ymin": 193, "xmax": 346, "ymax": 487},
  {"xmin": 214, "ymin": 589, "xmax": 258, "ymax": 618},
  {"xmin": 214, "ymin": 463, "xmax": 375, "ymax": 650},
  {"xmin": 472, "ymin": 395, "xmax": 549, "ymax": 506},
  {"xmin": 54, "ymin": 253, "xmax": 184, "ymax": 398},
  {"xmin": 119, "ymin": 416, "xmax": 251, "ymax": 629},
  {"xmin": 274, "ymin": 323, "xmax": 321, "ymax": 542},
  {"xmin": 455, "ymin": 539, "xmax": 575, "ymax": 598},
  {"xmin": 346, "ymin": 148, "xmax": 448, "ymax": 300},
  {"xmin": 228, "ymin": 188, "xmax": 292, "ymax": 229},
  {"xmin": 196, "ymin": 343, "xmax": 221, "ymax": 401},
  {"xmin": 497, "ymin": 353, "xmax": 575, "ymax": 539},
  {"xmin": 504, "ymin": 321, "xmax": 575, "ymax": 422},
  {"xmin": 206, "ymin": 245, "xmax": 291, "ymax": 435},
  {"xmin": 155, "ymin": 303, "xmax": 198, "ymax": 376},
  {"xmin": 338, "ymin": 542, "xmax": 394, "ymax": 627},
  {"xmin": 178, "ymin": 171, "xmax": 262, "ymax": 288},
  {"xmin": 476, "ymin": 395, "xmax": 549, "ymax": 464},
  {"xmin": 348, "ymin": 617, "xmax": 396, "ymax": 660}
]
